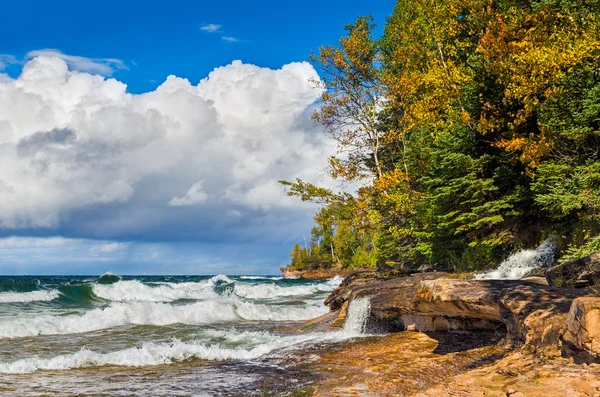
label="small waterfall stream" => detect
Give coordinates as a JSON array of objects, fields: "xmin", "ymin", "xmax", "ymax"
[
  {"xmin": 343, "ymin": 297, "xmax": 371, "ymax": 334},
  {"xmin": 475, "ymin": 237, "xmax": 556, "ymax": 280}
]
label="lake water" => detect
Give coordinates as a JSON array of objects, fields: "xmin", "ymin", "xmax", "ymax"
[{"xmin": 0, "ymin": 274, "xmax": 368, "ymax": 396}]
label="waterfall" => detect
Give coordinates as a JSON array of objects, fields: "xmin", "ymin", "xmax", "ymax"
[
  {"xmin": 475, "ymin": 237, "xmax": 556, "ymax": 280},
  {"xmin": 343, "ymin": 297, "xmax": 371, "ymax": 334}
]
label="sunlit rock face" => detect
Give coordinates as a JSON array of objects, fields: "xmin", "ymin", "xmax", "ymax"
[
  {"xmin": 564, "ymin": 297, "xmax": 600, "ymax": 360},
  {"xmin": 320, "ymin": 272, "xmax": 600, "ymax": 354}
]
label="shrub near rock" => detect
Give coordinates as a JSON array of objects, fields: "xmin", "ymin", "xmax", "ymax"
[{"xmin": 546, "ymin": 252, "xmax": 600, "ymax": 288}]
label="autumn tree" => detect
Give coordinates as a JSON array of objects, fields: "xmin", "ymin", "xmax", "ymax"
[
  {"xmin": 285, "ymin": 0, "xmax": 600, "ymax": 273},
  {"xmin": 312, "ymin": 16, "xmax": 386, "ymax": 180}
]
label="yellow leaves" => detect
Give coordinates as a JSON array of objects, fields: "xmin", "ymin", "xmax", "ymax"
[
  {"xmin": 328, "ymin": 156, "xmax": 365, "ymax": 182},
  {"xmin": 311, "ymin": 16, "xmax": 386, "ymax": 181},
  {"xmin": 495, "ymin": 133, "xmax": 553, "ymax": 174},
  {"xmin": 371, "ymin": 168, "xmax": 417, "ymax": 216},
  {"xmin": 474, "ymin": 4, "xmax": 600, "ymax": 172},
  {"xmin": 374, "ymin": 169, "xmax": 409, "ymax": 192},
  {"xmin": 383, "ymin": 0, "xmax": 479, "ymax": 135}
]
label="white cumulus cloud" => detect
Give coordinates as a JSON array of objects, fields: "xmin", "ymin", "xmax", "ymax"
[
  {"xmin": 169, "ymin": 181, "xmax": 208, "ymax": 206},
  {"xmin": 25, "ymin": 49, "xmax": 127, "ymax": 76},
  {"xmin": 0, "ymin": 55, "xmax": 334, "ymax": 243}
]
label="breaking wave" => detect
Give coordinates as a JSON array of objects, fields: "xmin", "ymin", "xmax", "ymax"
[
  {"xmin": 0, "ymin": 297, "xmax": 329, "ymax": 338},
  {"xmin": 233, "ymin": 282, "xmax": 336, "ymax": 299},
  {"xmin": 0, "ymin": 310, "xmax": 365, "ymax": 374},
  {"xmin": 92, "ymin": 280, "xmax": 218, "ymax": 302},
  {"xmin": 239, "ymin": 276, "xmax": 284, "ymax": 280},
  {"xmin": 0, "ymin": 289, "xmax": 61, "ymax": 303}
]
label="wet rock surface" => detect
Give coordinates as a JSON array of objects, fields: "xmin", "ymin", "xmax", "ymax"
[
  {"xmin": 415, "ymin": 350, "xmax": 600, "ymax": 397},
  {"xmin": 301, "ymin": 271, "xmax": 600, "ymax": 396},
  {"xmin": 307, "ymin": 331, "xmax": 506, "ymax": 397},
  {"xmin": 303, "ymin": 332, "xmax": 600, "ymax": 397}
]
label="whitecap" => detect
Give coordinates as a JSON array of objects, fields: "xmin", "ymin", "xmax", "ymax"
[
  {"xmin": 239, "ymin": 276, "xmax": 283, "ymax": 280},
  {"xmin": 0, "ymin": 297, "xmax": 328, "ymax": 338},
  {"xmin": 233, "ymin": 282, "xmax": 337, "ymax": 300},
  {"xmin": 0, "ymin": 290, "xmax": 60, "ymax": 304},
  {"xmin": 92, "ymin": 280, "xmax": 217, "ymax": 302},
  {"xmin": 0, "ymin": 328, "xmax": 360, "ymax": 374}
]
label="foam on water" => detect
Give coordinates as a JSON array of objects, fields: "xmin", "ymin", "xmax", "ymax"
[
  {"xmin": 233, "ymin": 282, "xmax": 336, "ymax": 299},
  {"xmin": 0, "ymin": 275, "xmax": 369, "ymax": 375},
  {"xmin": 211, "ymin": 275, "xmax": 234, "ymax": 283},
  {"xmin": 0, "ymin": 325, "xmax": 363, "ymax": 374},
  {"xmin": 92, "ymin": 280, "xmax": 217, "ymax": 302},
  {"xmin": 239, "ymin": 276, "xmax": 284, "ymax": 280},
  {"xmin": 475, "ymin": 237, "xmax": 556, "ymax": 280},
  {"xmin": 233, "ymin": 275, "xmax": 343, "ymax": 299},
  {"xmin": 0, "ymin": 290, "xmax": 60, "ymax": 303},
  {"xmin": 326, "ymin": 275, "xmax": 344, "ymax": 287},
  {"xmin": 0, "ymin": 297, "xmax": 329, "ymax": 338},
  {"xmin": 0, "ymin": 296, "xmax": 371, "ymax": 374}
]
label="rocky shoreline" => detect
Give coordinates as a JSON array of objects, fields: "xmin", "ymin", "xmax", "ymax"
[
  {"xmin": 296, "ymin": 257, "xmax": 600, "ymax": 396},
  {"xmin": 280, "ymin": 266, "xmax": 358, "ymax": 280}
]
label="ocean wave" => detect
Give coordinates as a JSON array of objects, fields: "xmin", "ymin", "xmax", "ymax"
[
  {"xmin": 0, "ymin": 290, "xmax": 60, "ymax": 303},
  {"xmin": 210, "ymin": 274, "xmax": 234, "ymax": 284},
  {"xmin": 0, "ymin": 329, "xmax": 355, "ymax": 374},
  {"xmin": 0, "ymin": 298, "xmax": 328, "ymax": 338},
  {"xmin": 233, "ymin": 282, "xmax": 337, "ymax": 299},
  {"xmin": 98, "ymin": 272, "xmax": 121, "ymax": 284},
  {"xmin": 239, "ymin": 276, "xmax": 283, "ymax": 280},
  {"xmin": 92, "ymin": 280, "xmax": 218, "ymax": 302},
  {"xmin": 326, "ymin": 275, "xmax": 344, "ymax": 286}
]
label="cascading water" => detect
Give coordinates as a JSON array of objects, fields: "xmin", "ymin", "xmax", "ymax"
[
  {"xmin": 475, "ymin": 237, "xmax": 556, "ymax": 280},
  {"xmin": 343, "ymin": 297, "xmax": 371, "ymax": 334}
]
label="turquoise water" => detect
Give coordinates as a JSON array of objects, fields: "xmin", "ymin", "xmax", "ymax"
[{"xmin": 0, "ymin": 274, "xmax": 360, "ymax": 396}]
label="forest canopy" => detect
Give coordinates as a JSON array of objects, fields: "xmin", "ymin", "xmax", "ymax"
[{"xmin": 282, "ymin": 0, "xmax": 600, "ymax": 273}]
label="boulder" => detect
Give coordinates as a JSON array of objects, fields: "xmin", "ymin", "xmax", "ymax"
[
  {"xmin": 545, "ymin": 252, "xmax": 600, "ymax": 288},
  {"xmin": 563, "ymin": 297, "xmax": 600, "ymax": 360}
]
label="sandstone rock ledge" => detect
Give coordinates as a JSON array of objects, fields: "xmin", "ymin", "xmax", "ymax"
[
  {"xmin": 305, "ymin": 272, "xmax": 600, "ymax": 396},
  {"xmin": 319, "ymin": 272, "xmax": 600, "ymax": 357}
]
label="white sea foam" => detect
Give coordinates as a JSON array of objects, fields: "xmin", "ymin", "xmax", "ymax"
[
  {"xmin": 233, "ymin": 282, "xmax": 338, "ymax": 299},
  {"xmin": 0, "ymin": 290, "xmax": 60, "ymax": 303},
  {"xmin": 0, "ymin": 326, "xmax": 361, "ymax": 374},
  {"xmin": 211, "ymin": 274, "xmax": 234, "ymax": 283},
  {"xmin": 199, "ymin": 328, "xmax": 275, "ymax": 344},
  {"xmin": 239, "ymin": 276, "xmax": 284, "ymax": 280},
  {"xmin": 326, "ymin": 275, "xmax": 344, "ymax": 287},
  {"xmin": 93, "ymin": 280, "xmax": 217, "ymax": 302},
  {"xmin": 0, "ymin": 297, "xmax": 328, "ymax": 338}
]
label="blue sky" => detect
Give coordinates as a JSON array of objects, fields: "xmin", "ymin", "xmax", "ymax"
[
  {"xmin": 0, "ymin": 0, "xmax": 394, "ymax": 275},
  {"xmin": 1, "ymin": 0, "xmax": 392, "ymax": 93}
]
